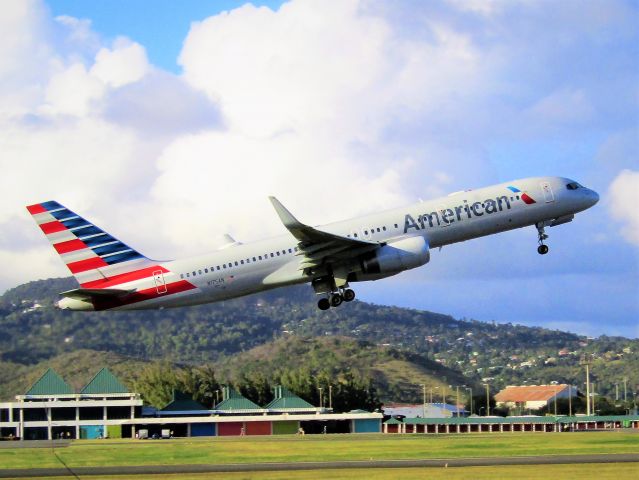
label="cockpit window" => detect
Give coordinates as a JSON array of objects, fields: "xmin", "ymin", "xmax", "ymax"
[{"xmin": 566, "ymin": 182, "xmax": 582, "ymax": 190}]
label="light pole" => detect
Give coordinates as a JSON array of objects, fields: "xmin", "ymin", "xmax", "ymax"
[
  {"xmin": 483, "ymin": 384, "xmax": 490, "ymax": 416},
  {"xmin": 466, "ymin": 387, "xmax": 473, "ymax": 415},
  {"xmin": 568, "ymin": 385, "xmax": 572, "ymax": 417},
  {"xmin": 623, "ymin": 377, "xmax": 627, "ymax": 403},
  {"xmin": 442, "ymin": 385, "xmax": 447, "ymax": 406},
  {"xmin": 615, "ymin": 383, "xmax": 619, "ymax": 402},
  {"xmin": 419, "ymin": 384, "xmax": 426, "ymax": 417},
  {"xmin": 580, "ymin": 355, "xmax": 592, "ymax": 416},
  {"xmin": 328, "ymin": 385, "xmax": 332, "ymax": 410},
  {"xmin": 319, "ymin": 387, "xmax": 323, "ymax": 409}
]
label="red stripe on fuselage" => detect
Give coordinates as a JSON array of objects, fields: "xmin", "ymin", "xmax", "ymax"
[
  {"xmin": 80, "ymin": 265, "xmax": 169, "ymax": 289},
  {"xmin": 67, "ymin": 256, "xmax": 109, "ymax": 273},
  {"xmin": 54, "ymin": 239, "xmax": 88, "ymax": 254},
  {"xmin": 40, "ymin": 221, "xmax": 67, "ymax": 234},
  {"xmin": 92, "ymin": 280, "xmax": 197, "ymax": 311},
  {"xmin": 26, "ymin": 204, "xmax": 47, "ymax": 215}
]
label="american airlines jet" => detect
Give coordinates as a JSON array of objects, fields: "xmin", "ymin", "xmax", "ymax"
[{"xmin": 27, "ymin": 176, "xmax": 598, "ymax": 311}]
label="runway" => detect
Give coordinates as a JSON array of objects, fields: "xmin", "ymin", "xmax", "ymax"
[{"xmin": 1, "ymin": 453, "xmax": 638, "ymax": 478}]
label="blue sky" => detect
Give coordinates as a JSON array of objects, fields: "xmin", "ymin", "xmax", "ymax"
[{"xmin": 1, "ymin": 0, "xmax": 637, "ymax": 337}]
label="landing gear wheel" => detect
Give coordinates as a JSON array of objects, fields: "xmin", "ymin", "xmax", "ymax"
[
  {"xmin": 330, "ymin": 294, "xmax": 343, "ymax": 307},
  {"xmin": 318, "ymin": 298, "xmax": 331, "ymax": 310},
  {"xmin": 535, "ymin": 222, "xmax": 550, "ymax": 256},
  {"xmin": 343, "ymin": 289, "xmax": 356, "ymax": 302}
]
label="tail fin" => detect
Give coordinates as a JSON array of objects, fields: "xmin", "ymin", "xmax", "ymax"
[{"xmin": 27, "ymin": 201, "xmax": 154, "ymax": 287}]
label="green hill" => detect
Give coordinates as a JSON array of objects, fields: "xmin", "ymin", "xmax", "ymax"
[{"xmin": 1, "ymin": 277, "xmax": 637, "ymax": 405}]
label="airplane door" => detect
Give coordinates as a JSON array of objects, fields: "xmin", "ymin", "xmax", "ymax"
[
  {"xmin": 541, "ymin": 182, "xmax": 555, "ymax": 203},
  {"xmin": 153, "ymin": 270, "xmax": 167, "ymax": 294}
]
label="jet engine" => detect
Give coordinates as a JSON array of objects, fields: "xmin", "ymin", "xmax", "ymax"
[{"xmin": 357, "ymin": 235, "xmax": 430, "ymax": 279}]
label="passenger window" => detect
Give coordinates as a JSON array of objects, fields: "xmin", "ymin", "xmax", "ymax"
[
  {"xmin": 192, "ymin": 271, "xmax": 196, "ymax": 276},
  {"xmin": 259, "ymin": 255, "xmax": 262, "ymax": 260},
  {"xmin": 377, "ymin": 228, "xmax": 380, "ymax": 232},
  {"xmin": 383, "ymin": 226, "xmax": 387, "ymax": 231},
  {"xmin": 276, "ymin": 252, "xmax": 280, "ymax": 256},
  {"xmin": 394, "ymin": 224, "xmax": 398, "ymax": 228},
  {"xmin": 354, "ymin": 233, "xmax": 358, "ymax": 238},
  {"xmin": 241, "ymin": 260, "xmax": 244, "ymax": 264},
  {"xmin": 180, "ymin": 274, "xmax": 184, "ymax": 279},
  {"xmin": 282, "ymin": 250, "xmax": 286, "ymax": 254},
  {"xmin": 205, "ymin": 268, "xmax": 208, "ymax": 273},
  {"xmin": 253, "ymin": 257, "xmax": 256, "ymax": 261},
  {"xmin": 234, "ymin": 261, "xmax": 238, "ymax": 266},
  {"xmin": 288, "ymin": 248, "xmax": 292, "ymax": 253},
  {"xmin": 270, "ymin": 253, "xmax": 274, "ymax": 257},
  {"xmin": 216, "ymin": 266, "xmax": 220, "ymax": 271},
  {"xmin": 364, "ymin": 230, "xmax": 368, "ymax": 235},
  {"xmin": 186, "ymin": 273, "xmax": 190, "ymax": 277}
]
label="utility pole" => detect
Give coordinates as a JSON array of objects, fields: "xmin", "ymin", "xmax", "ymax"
[
  {"xmin": 554, "ymin": 385, "xmax": 558, "ymax": 416},
  {"xmin": 319, "ymin": 387, "xmax": 323, "ymax": 409},
  {"xmin": 615, "ymin": 383, "xmax": 619, "ymax": 402},
  {"xmin": 420, "ymin": 384, "xmax": 426, "ymax": 417},
  {"xmin": 580, "ymin": 355, "xmax": 592, "ymax": 416},
  {"xmin": 456, "ymin": 386, "xmax": 460, "ymax": 417},
  {"xmin": 466, "ymin": 387, "xmax": 473, "ymax": 415}
]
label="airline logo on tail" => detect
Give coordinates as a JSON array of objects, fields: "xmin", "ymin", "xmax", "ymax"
[{"xmin": 26, "ymin": 201, "xmax": 148, "ymax": 280}]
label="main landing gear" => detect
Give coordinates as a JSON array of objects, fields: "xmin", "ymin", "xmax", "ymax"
[
  {"xmin": 536, "ymin": 222, "xmax": 549, "ymax": 255},
  {"xmin": 317, "ymin": 288, "xmax": 356, "ymax": 310}
]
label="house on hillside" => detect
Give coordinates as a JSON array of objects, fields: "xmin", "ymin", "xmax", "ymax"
[{"xmin": 494, "ymin": 384, "xmax": 578, "ymax": 412}]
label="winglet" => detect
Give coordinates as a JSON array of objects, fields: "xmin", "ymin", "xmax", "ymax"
[
  {"xmin": 269, "ymin": 196, "xmax": 305, "ymax": 229},
  {"xmin": 269, "ymin": 196, "xmax": 310, "ymax": 241}
]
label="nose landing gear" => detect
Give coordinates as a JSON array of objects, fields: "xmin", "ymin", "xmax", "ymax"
[{"xmin": 536, "ymin": 222, "xmax": 549, "ymax": 255}]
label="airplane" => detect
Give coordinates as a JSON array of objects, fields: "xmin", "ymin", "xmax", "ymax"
[{"xmin": 27, "ymin": 176, "xmax": 598, "ymax": 312}]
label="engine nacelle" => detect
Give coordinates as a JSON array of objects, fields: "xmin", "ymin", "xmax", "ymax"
[{"xmin": 359, "ymin": 236, "xmax": 430, "ymax": 278}]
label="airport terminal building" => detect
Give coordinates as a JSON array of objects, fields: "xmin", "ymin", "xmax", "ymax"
[{"xmin": 0, "ymin": 368, "xmax": 382, "ymax": 440}]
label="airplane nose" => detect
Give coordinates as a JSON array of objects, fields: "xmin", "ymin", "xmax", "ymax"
[{"xmin": 588, "ymin": 189, "xmax": 600, "ymax": 207}]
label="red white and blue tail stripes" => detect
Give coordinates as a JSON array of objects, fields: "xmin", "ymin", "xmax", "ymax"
[{"xmin": 26, "ymin": 201, "xmax": 153, "ymax": 287}]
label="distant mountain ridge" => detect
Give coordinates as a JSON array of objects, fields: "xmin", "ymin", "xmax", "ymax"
[{"xmin": 1, "ymin": 277, "xmax": 637, "ymax": 402}]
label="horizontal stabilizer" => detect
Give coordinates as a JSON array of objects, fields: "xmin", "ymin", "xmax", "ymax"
[{"xmin": 60, "ymin": 288, "xmax": 135, "ymax": 301}]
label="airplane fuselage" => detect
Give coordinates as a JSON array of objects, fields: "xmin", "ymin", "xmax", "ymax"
[{"xmin": 37, "ymin": 176, "xmax": 597, "ymax": 311}]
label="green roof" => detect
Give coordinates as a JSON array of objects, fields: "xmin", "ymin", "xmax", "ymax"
[
  {"xmin": 384, "ymin": 417, "xmax": 403, "ymax": 425},
  {"xmin": 81, "ymin": 368, "xmax": 129, "ymax": 394},
  {"xmin": 265, "ymin": 386, "xmax": 315, "ymax": 410},
  {"xmin": 162, "ymin": 390, "xmax": 207, "ymax": 411},
  {"xmin": 26, "ymin": 369, "xmax": 74, "ymax": 396},
  {"xmin": 215, "ymin": 386, "xmax": 261, "ymax": 411}
]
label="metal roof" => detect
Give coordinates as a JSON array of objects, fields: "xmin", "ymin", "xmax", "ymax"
[
  {"xmin": 264, "ymin": 386, "xmax": 315, "ymax": 410},
  {"xmin": 161, "ymin": 390, "xmax": 207, "ymax": 411},
  {"xmin": 495, "ymin": 385, "xmax": 571, "ymax": 403},
  {"xmin": 215, "ymin": 386, "xmax": 261, "ymax": 411},
  {"xmin": 25, "ymin": 369, "xmax": 74, "ymax": 396},
  {"xmin": 81, "ymin": 368, "xmax": 129, "ymax": 394}
]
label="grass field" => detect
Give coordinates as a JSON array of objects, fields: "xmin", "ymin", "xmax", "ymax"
[
  {"xmin": 20, "ymin": 464, "xmax": 639, "ymax": 480},
  {"xmin": 0, "ymin": 432, "xmax": 637, "ymax": 470}
]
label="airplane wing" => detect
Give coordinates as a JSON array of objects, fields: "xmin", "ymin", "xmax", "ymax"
[
  {"xmin": 60, "ymin": 288, "xmax": 135, "ymax": 301},
  {"xmin": 269, "ymin": 197, "xmax": 381, "ymax": 273}
]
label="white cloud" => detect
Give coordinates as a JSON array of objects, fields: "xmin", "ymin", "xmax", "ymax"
[
  {"xmin": 90, "ymin": 39, "xmax": 149, "ymax": 88},
  {"xmin": 0, "ymin": 0, "xmax": 637, "ymax": 337},
  {"xmin": 608, "ymin": 170, "xmax": 639, "ymax": 246}
]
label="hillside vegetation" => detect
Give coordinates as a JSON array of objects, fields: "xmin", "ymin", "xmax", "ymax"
[{"xmin": 1, "ymin": 277, "xmax": 637, "ymax": 405}]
